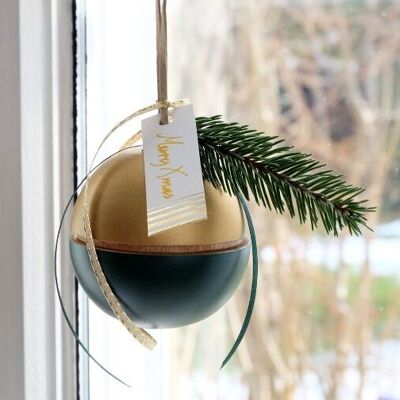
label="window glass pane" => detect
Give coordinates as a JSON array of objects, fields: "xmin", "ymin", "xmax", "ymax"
[{"xmin": 83, "ymin": 1, "xmax": 400, "ymax": 399}]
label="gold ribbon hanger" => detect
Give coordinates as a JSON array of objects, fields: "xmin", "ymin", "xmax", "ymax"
[{"xmin": 83, "ymin": 100, "xmax": 188, "ymax": 350}]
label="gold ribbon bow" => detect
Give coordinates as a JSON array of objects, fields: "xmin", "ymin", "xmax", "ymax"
[{"xmin": 83, "ymin": 99, "xmax": 189, "ymax": 350}]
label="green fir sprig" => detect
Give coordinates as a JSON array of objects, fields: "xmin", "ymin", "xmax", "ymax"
[{"xmin": 196, "ymin": 116, "xmax": 375, "ymax": 236}]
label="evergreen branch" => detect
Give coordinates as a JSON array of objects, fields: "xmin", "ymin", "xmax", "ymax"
[{"xmin": 196, "ymin": 116, "xmax": 375, "ymax": 236}]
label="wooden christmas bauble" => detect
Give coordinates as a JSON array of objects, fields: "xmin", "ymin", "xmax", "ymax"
[{"xmin": 70, "ymin": 147, "xmax": 249, "ymax": 328}]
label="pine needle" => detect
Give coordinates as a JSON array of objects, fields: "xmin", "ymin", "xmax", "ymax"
[{"xmin": 196, "ymin": 116, "xmax": 375, "ymax": 236}]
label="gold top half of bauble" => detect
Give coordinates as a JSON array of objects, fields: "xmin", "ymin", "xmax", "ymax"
[{"xmin": 71, "ymin": 146, "xmax": 248, "ymax": 254}]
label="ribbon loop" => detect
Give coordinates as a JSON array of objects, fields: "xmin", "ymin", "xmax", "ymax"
[{"xmin": 56, "ymin": 99, "xmax": 258, "ymax": 385}]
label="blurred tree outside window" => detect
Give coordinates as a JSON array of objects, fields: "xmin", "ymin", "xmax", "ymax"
[{"xmin": 167, "ymin": 1, "xmax": 400, "ymax": 399}]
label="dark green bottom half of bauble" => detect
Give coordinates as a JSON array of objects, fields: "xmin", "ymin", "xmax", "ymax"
[{"xmin": 69, "ymin": 239, "xmax": 250, "ymax": 329}]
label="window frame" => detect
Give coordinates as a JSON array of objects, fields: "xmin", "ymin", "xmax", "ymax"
[{"xmin": 0, "ymin": 1, "xmax": 77, "ymax": 399}]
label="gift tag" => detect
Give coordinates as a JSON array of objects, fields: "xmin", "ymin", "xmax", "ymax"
[{"xmin": 141, "ymin": 103, "xmax": 207, "ymax": 235}]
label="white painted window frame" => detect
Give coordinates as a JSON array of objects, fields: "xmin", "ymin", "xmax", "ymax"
[{"xmin": 0, "ymin": 1, "xmax": 77, "ymax": 399}]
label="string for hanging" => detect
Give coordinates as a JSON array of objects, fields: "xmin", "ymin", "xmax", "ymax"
[{"xmin": 156, "ymin": 0, "xmax": 169, "ymax": 124}]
